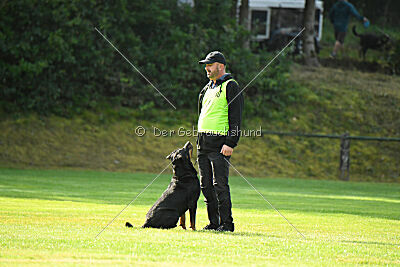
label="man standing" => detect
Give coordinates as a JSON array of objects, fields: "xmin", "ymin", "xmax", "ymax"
[
  {"xmin": 329, "ymin": 0, "xmax": 368, "ymax": 58},
  {"xmin": 197, "ymin": 51, "xmax": 243, "ymax": 232}
]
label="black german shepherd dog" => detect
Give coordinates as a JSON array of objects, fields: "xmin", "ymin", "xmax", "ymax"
[
  {"xmin": 126, "ymin": 141, "xmax": 200, "ymax": 230},
  {"xmin": 352, "ymin": 26, "xmax": 390, "ymax": 60}
]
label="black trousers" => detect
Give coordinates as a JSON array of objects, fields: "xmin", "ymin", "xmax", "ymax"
[{"xmin": 198, "ymin": 152, "xmax": 233, "ymax": 226}]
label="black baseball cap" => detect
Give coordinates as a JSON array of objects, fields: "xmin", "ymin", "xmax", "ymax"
[{"xmin": 198, "ymin": 51, "xmax": 226, "ymax": 65}]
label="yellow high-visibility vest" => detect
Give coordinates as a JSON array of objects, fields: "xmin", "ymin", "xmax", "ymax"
[{"xmin": 198, "ymin": 79, "xmax": 237, "ymax": 135}]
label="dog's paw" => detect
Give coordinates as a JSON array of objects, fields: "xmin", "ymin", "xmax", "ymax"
[{"xmin": 125, "ymin": 222, "xmax": 133, "ymax": 228}]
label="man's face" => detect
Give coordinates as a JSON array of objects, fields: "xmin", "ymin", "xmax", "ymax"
[{"xmin": 205, "ymin": 63, "xmax": 223, "ymax": 80}]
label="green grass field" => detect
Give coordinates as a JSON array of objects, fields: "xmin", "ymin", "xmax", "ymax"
[{"xmin": 1, "ymin": 168, "xmax": 399, "ymax": 266}]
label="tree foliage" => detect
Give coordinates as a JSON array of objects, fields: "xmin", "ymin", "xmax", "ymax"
[{"xmin": 0, "ymin": 0, "xmax": 301, "ymax": 117}]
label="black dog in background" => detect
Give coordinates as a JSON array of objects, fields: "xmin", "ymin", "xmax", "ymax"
[
  {"xmin": 352, "ymin": 26, "xmax": 391, "ymax": 60},
  {"xmin": 126, "ymin": 141, "xmax": 200, "ymax": 230}
]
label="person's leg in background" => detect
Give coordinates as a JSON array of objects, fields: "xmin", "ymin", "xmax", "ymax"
[{"xmin": 331, "ymin": 31, "xmax": 346, "ymax": 58}]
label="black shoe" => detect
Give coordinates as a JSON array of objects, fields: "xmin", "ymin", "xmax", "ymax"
[
  {"xmin": 203, "ymin": 223, "xmax": 219, "ymax": 230},
  {"xmin": 125, "ymin": 222, "xmax": 133, "ymax": 228},
  {"xmin": 216, "ymin": 223, "xmax": 234, "ymax": 232}
]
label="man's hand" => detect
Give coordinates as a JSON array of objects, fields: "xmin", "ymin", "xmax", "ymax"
[{"xmin": 220, "ymin": 145, "xmax": 233, "ymax": 156}]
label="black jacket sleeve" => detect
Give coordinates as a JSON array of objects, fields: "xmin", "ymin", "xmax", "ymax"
[{"xmin": 225, "ymin": 80, "xmax": 243, "ymax": 148}]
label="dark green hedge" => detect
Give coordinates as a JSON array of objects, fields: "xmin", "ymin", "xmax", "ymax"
[
  {"xmin": 388, "ymin": 39, "xmax": 400, "ymax": 75},
  {"xmin": 0, "ymin": 0, "xmax": 300, "ymax": 117}
]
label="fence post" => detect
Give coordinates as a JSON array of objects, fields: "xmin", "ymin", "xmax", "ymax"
[{"xmin": 339, "ymin": 133, "xmax": 350, "ymax": 181}]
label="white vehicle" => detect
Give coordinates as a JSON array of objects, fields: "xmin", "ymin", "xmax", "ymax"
[{"xmin": 245, "ymin": 0, "xmax": 324, "ymax": 41}]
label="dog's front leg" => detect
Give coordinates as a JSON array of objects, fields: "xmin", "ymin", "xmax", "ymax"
[
  {"xmin": 189, "ymin": 203, "xmax": 197, "ymax": 231},
  {"xmin": 179, "ymin": 213, "xmax": 186, "ymax": 230}
]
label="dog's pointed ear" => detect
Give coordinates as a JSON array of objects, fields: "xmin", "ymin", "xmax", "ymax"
[
  {"xmin": 184, "ymin": 141, "xmax": 193, "ymax": 153},
  {"xmin": 184, "ymin": 141, "xmax": 191, "ymax": 149}
]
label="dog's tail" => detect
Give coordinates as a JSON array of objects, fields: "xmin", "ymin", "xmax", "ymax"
[{"xmin": 352, "ymin": 26, "xmax": 360, "ymax": 37}]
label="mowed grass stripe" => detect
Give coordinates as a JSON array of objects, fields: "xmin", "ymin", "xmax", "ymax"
[{"xmin": 0, "ymin": 168, "xmax": 399, "ymax": 266}]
